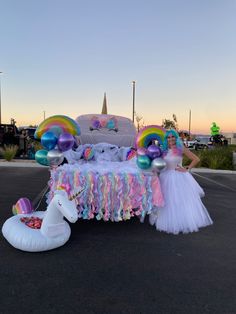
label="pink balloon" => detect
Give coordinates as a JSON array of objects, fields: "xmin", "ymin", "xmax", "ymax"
[{"xmin": 136, "ymin": 147, "xmax": 147, "ymax": 157}]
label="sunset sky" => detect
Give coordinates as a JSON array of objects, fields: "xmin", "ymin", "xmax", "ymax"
[{"xmin": 0, "ymin": 0, "xmax": 235, "ymax": 134}]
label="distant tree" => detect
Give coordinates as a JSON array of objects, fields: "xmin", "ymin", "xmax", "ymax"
[
  {"xmin": 134, "ymin": 112, "xmax": 145, "ymax": 132},
  {"xmin": 162, "ymin": 114, "xmax": 178, "ymax": 130},
  {"xmin": 10, "ymin": 118, "xmax": 16, "ymax": 125}
]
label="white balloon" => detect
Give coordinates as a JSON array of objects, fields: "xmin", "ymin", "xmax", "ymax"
[
  {"xmin": 47, "ymin": 149, "xmax": 64, "ymax": 166},
  {"xmin": 151, "ymin": 157, "xmax": 167, "ymax": 173}
]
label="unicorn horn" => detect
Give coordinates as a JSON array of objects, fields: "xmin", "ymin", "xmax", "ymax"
[{"xmin": 69, "ymin": 188, "xmax": 84, "ymax": 201}]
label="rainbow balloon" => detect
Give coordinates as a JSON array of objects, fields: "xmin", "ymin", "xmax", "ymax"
[
  {"xmin": 35, "ymin": 115, "xmax": 81, "ymax": 139},
  {"xmin": 83, "ymin": 147, "xmax": 94, "ymax": 161},
  {"xmin": 126, "ymin": 148, "xmax": 136, "ymax": 160},
  {"xmin": 136, "ymin": 125, "xmax": 166, "ymax": 148},
  {"xmin": 12, "ymin": 198, "xmax": 34, "ymax": 215}
]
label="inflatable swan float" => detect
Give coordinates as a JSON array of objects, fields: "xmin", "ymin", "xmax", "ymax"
[{"xmin": 2, "ymin": 189, "xmax": 80, "ymax": 252}]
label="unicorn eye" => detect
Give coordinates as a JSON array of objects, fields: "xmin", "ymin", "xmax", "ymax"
[{"xmin": 58, "ymin": 201, "xmax": 62, "ymax": 206}]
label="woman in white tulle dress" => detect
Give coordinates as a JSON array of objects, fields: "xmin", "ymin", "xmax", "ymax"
[{"xmin": 149, "ymin": 129, "xmax": 213, "ymax": 234}]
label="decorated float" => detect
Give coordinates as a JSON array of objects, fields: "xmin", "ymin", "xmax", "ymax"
[{"xmin": 2, "ymin": 114, "xmax": 167, "ymax": 252}]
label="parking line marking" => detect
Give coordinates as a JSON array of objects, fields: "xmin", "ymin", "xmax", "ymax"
[{"xmin": 193, "ymin": 173, "xmax": 236, "ymax": 192}]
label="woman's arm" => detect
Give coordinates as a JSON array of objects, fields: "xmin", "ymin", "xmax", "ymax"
[
  {"xmin": 175, "ymin": 146, "xmax": 200, "ymax": 172},
  {"xmin": 183, "ymin": 146, "xmax": 200, "ymax": 171}
]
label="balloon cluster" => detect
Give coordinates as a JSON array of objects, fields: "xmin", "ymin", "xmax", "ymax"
[
  {"xmin": 135, "ymin": 125, "xmax": 167, "ymax": 173},
  {"xmin": 34, "ymin": 115, "xmax": 80, "ymax": 167},
  {"xmin": 136, "ymin": 145, "xmax": 166, "ymax": 173}
]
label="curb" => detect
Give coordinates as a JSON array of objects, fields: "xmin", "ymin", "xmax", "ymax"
[
  {"xmin": 0, "ymin": 160, "xmax": 46, "ymax": 168},
  {"xmin": 191, "ymin": 168, "xmax": 236, "ymax": 175}
]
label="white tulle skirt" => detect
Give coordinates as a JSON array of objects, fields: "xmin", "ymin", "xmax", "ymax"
[{"xmin": 149, "ymin": 170, "xmax": 213, "ymax": 234}]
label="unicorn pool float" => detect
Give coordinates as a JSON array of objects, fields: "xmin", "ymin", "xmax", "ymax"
[{"xmin": 2, "ymin": 189, "xmax": 82, "ymax": 252}]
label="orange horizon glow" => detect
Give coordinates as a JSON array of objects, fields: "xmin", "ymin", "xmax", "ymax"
[{"xmin": 2, "ymin": 112, "xmax": 235, "ymax": 136}]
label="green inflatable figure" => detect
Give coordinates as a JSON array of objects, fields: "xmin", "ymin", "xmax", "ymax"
[{"xmin": 210, "ymin": 122, "xmax": 220, "ymax": 136}]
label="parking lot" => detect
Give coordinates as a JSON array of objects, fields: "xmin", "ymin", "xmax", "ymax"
[{"xmin": 0, "ymin": 166, "xmax": 236, "ymax": 314}]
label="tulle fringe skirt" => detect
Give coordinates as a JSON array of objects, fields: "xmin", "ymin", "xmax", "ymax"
[{"xmin": 150, "ymin": 170, "xmax": 213, "ymax": 234}]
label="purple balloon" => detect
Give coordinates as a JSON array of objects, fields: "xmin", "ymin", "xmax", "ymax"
[
  {"xmin": 137, "ymin": 147, "xmax": 147, "ymax": 157},
  {"xmin": 147, "ymin": 145, "xmax": 162, "ymax": 159},
  {"xmin": 57, "ymin": 133, "xmax": 75, "ymax": 152}
]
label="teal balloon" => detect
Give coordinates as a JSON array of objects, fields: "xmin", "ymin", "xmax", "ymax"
[
  {"xmin": 49, "ymin": 126, "xmax": 62, "ymax": 138},
  {"xmin": 35, "ymin": 149, "xmax": 49, "ymax": 166},
  {"xmin": 136, "ymin": 155, "xmax": 151, "ymax": 169},
  {"xmin": 41, "ymin": 131, "xmax": 58, "ymax": 150}
]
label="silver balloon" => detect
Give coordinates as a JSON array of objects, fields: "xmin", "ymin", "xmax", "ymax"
[
  {"xmin": 151, "ymin": 157, "xmax": 167, "ymax": 173},
  {"xmin": 47, "ymin": 149, "xmax": 64, "ymax": 167}
]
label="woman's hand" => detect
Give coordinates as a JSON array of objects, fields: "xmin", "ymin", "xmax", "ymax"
[{"xmin": 175, "ymin": 166, "xmax": 188, "ymax": 172}]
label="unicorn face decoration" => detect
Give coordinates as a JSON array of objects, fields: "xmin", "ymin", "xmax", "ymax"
[{"xmin": 90, "ymin": 116, "xmax": 118, "ymax": 132}]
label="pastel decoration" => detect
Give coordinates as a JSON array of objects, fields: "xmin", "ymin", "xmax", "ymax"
[
  {"xmin": 35, "ymin": 149, "xmax": 49, "ymax": 166},
  {"xmin": 47, "ymin": 149, "xmax": 64, "ymax": 167},
  {"xmin": 48, "ymin": 126, "xmax": 62, "ymax": 137},
  {"xmin": 41, "ymin": 131, "xmax": 58, "ymax": 150},
  {"xmin": 136, "ymin": 125, "xmax": 166, "ymax": 148},
  {"xmin": 136, "ymin": 155, "xmax": 151, "ymax": 170},
  {"xmin": 83, "ymin": 147, "xmax": 94, "ymax": 161},
  {"xmin": 107, "ymin": 119, "xmax": 115, "ymax": 130},
  {"xmin": 151, "ymin": 157, "xmax": 167, "ymax": 173},
  {"xmin": 2, "ymin": 190, "xmax": 80, "ymax": 252},
  {"xmin": 48, "ymin": 166, "xmax": 164, "ymax": 222},
  {"xmin": 57, "ymin": 133, "xmax": 75, "ymax": 152},
  {"xmin": 136, "ymin": 147, "xmax": 147, "ymax": 157},
  {"xmin": 126, "ymin": 149, "xmax": 136, "ymax": 160},
  {"xmin": 100, "ymin": 119, "xmax": 106, "ymax": 128},
  {"xmin": 35, "ymin": 115, "xmax": 81, "ymax": 139},
  {"xmin": 90, "ymin": 116, "xmax": 118, "ymax": 131},
  {"xmin": 147, "ymin": 145, "xmax": 162, "ymax": 159},
  {"xmin": 91, "ymin": 118, "xmax": 101, "ymax": 129},
  {"xmin": 12, "ymin": 198, "xmax": 34, "ymax": 215}
]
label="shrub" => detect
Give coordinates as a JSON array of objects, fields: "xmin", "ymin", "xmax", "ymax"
[
  {"xmin": 183, "ymin": 146, "xmax": 234, "ymax": 170},
  {"xmin": 0, "ymin": 144, "xmax": 19, "ymax": 161}
]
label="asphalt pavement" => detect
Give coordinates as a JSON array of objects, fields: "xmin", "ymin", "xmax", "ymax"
[{"xmin": 0, "ymin": 166, "xmax": 236, "ymax": 314}]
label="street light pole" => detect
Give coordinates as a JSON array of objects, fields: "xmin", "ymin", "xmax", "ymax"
[
  {"xmin": 188, "ymin": 109, "xmax": 191, "ymax": 138},
  {"xmin": 0, "ymin": 72, "xmax": 2, "ymax": 124},
  {"xmin": 132, "ymin": 81, "xmax": 136, "ymax": 123}
]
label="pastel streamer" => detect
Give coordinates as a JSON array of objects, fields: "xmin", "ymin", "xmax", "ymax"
[{"xmin": 48, "ymin": 164, "xmax": 164, "ymax": 222}]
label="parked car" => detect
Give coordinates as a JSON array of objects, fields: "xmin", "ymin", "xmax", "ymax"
[
  {"xmin": 184, "ymin": 140, "xmax": 196, "ymax": 149},
  {"xmin": 193, "ymin": 137, "xmax": 213, "ymax": 150},
  {"xmin": 18, "ymin": 127, "xmax": 37, "ymax": 140},
  {"xmin": 0, "ymin": 124, "xmax": 20, "ymax": 146}
]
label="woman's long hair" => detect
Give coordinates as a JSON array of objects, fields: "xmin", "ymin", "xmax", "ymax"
[{"xmin": 163, "ymin": 129, "xmax": 183, "ymax": 155}]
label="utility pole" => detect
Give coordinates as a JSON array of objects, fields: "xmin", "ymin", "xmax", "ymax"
[
  {"xmin": 0, "ymin": 71, "xmax": 2, "ymax": 124},
  {"xmin": 188, "ymin": 109, "xmax": 191, "ymax": 138},
  {"xmin": 43, "ymin": 111, "xmax": 46, "ymax": 120},
  {"xmin": 132, "ymin": 81, "xmax": 136, "ymax": 123}
]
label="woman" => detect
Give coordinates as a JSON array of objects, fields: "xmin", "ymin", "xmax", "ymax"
[
  {"xmin": 19, "ymin": 130, "xmax": 27, "ymax": 157},
  {"xmin": 149, "ymin": 129, "xmax": 213, "ymax": 234}
]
